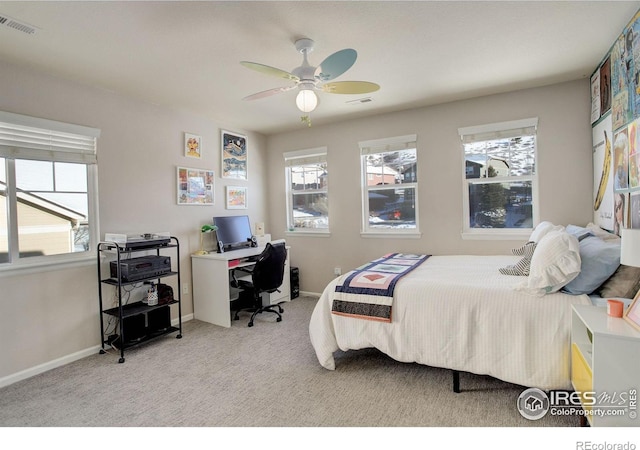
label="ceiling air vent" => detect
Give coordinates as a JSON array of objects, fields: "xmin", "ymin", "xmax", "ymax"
[
  {"xmin": 346, "ymin": 97, "xmax": 373, "ymax": 105},
  {"xmin": 0, "ymin": 14, "xmax": 38, "ymax": 35}
]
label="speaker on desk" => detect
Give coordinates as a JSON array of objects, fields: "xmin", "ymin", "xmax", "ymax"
[
  {"xmin": 290, "ymin": 266, "xmax": 299, "ymax": 299},
  {"xmin": 249, "ymin": 235, "xmax": 258, "ymax": 247},
  {"xmin": 217, "ymin": 240, "xmax": 225, "ymax": 253}
]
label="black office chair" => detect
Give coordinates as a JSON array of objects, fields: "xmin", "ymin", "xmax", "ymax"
[{"xmin": 231, "ymin": 241, "xmax": 287, "ymax": 327}]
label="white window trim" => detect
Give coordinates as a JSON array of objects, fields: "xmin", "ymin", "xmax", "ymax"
[
  {"xmin": 459, "ymin": 118, "xmax": 538, "ymax": 240},
  {"xmin": 0, "ymin": 111, "xmax": 100, "ymax": 273},
  {"xmin": 285, "ymin": 230, "xmax": 331, "ymax": 238},
  {"xmin": 359, "ymin": 134, "xmax": 420, "ymax": 237},
  {"xmin": 284, "ymin": 146, "xmax": 329, "ymax": 235}
]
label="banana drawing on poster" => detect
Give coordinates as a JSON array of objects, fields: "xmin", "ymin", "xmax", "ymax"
[{"xmin": 593, "ymin": 113, "xmax": 614, "ymax": 231}]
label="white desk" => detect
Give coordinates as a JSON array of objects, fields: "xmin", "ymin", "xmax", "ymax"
[{"xmin": 191, "ymin": 245, "xmax": 290, "ymax": 327}]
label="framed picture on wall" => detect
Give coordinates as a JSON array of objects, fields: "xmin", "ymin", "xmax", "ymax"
[
  {"xmin": 221, "ymin": 130, "xmax": 247, "ymax": 180},
  {"xmin": 184, "ymin": 133, "xmax": 201, "ymax": 159},
  {"xmin": 226, "ymin": 186, "xmax": 247, "ymax": 209},
  {"xmin": 177, "ymin": 166, "xmax": 214, "ymax": 205}
]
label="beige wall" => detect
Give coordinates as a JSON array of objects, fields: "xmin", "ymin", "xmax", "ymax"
[
  {"xmin": 0, "ymin": 57, "xmax": 593, "ymax": 383},
  {"xmin": 267, "ymin": 79, "xmax": 593, "ymax": 294},
  {"xmin": 0, "ymin": 60, "xmax": 269, "ymax": 381}
]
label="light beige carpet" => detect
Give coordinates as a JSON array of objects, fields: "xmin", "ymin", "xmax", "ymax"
[{"xmin": 0, "ymin": 296, "xmax": 578, "ymax": 427}]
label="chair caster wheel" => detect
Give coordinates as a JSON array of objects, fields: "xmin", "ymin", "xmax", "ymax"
[
  {"xmin": 118, "ymin": 357, "xmax": 125, "ymax": 363},
  {"xmin": 278, "ymin": 306, "xmax": 283, "ymax": 313},
  {"xmin": 276, "ymin": 317, "xmax": 282, "ymax": 322},
  {"xmin": 248, "ymin": 322, "xmax": 254, "ymax": 327}
]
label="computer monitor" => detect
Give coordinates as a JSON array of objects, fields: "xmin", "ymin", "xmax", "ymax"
[{"xmin": 213, "ymin": 215, "xmax": 255, "ymax": 252}]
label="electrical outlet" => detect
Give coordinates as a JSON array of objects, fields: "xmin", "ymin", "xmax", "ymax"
[
  {"xmin": 334, "ymin": 267, "xmax": 341, "ymax": 276},
  {"xmin": 182, "ymin": 283, "xmax": 189, "ymax": 295}
]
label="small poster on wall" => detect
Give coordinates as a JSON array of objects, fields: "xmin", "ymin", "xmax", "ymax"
[
  {"xmin": 611, "ymin": 33, "xmax": 631, "ymax": 131},
  {"xmin": 613, "ymin": 127, "xmax": 630, "ymax": 191},
  {"xmin": 629, "ymin": 117, "xmax": 640, "ymax": 191},
  {"xmin": 221, "ymin": 130, "xmax": 247, "ymax": 180},
  {"xmin": 591, "ymin": 56, "xmax": 612, "ymax": 126},
  {"xmin": 177, "ymin": 166, "xmax": 214, "ymax": 205},
  {"xmin": 593, "ymin": 113, "xmax": 614, "ymax": 231},
  {"xmin": 632, "ymin": 16, "xmax": 640, "ymax": 118},
  {"xmin": 591, "ymin": 69, "xmax": 601, "ymax": 124},
  {"xmin": 225, "ymin": 186, "xmax": 247, "ymax": 209},
  {"xmin": 184, "ymin": 133, "xmax": 202, "ymax": 158},
  {"xmin": 631, "ymin": 192, "xmax": 640, "ymax": 228},
  {"xmin": 600, "ymin": 57, "xmax": 611, "ymax": 115},
  {"xmin": 613, "ymin": 192, "xmax": 626, "ymax": 236}
]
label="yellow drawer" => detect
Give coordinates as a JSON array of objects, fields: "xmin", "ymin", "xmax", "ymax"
[{"xmin": 571, "ymin": 343, "xmax": 593, "ymax": 412}]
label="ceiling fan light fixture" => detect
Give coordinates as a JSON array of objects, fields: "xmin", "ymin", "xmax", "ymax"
[{"xmin": 296, "ymin": 89, "xmax": 318, "ymax": 113}]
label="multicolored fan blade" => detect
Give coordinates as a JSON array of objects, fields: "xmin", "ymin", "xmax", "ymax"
[
  {"xmin": 321, "ymin": 81, "xmax": 380, "ymax": 94},
  {"xmin": 240, "ymin": 61, "xmax": 299, "ymax": 81},
  {"xmin": 315, "ymin": 49, "xmax": 357, "ymax": 81},
  {"xmin": 242, "ymin": 85, "xmax": 297, "ymax": 101}
]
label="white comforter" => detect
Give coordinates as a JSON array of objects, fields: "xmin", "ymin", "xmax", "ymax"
[{"xmin": 309, "ymin": 255, "xmax": 592, "ymax": 390}]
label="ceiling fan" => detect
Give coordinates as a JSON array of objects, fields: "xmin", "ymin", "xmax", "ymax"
[{"xmin": 241, "ymin": 38, "xmax": 380, "ymax": 121}]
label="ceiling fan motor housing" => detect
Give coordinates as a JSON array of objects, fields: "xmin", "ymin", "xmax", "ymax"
[
  {"xmin": 292, "ymin": 38, "xmax": 317, "ymax": 83},
  {"xmin": 295, "ymin": 38, "xmax": 314, "ymax": 54}
]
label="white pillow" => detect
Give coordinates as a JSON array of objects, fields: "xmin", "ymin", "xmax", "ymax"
[
  {"xmin": 519, "ymin": 229, "xmax": 581, "ymax": 296},
  {"xmin": 529, "ymin": 221, "xmax": 564, "ymax": 243}
]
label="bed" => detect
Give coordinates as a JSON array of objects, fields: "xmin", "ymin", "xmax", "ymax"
[{"xmin": 309, "ymin": 223, "xmax": 630, "ymax": 392}]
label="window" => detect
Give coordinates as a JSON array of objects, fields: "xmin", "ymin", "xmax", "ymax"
[
  {"xmin": 359, "ymin": 135, "xmax": 419, "ymax": 235},
  {"xmin": 284, "ymin": 147, "xmax": 329, "ymax": 233},
  {"xmin": 0, "ymin": 111, "xmax": 100, "ymax": 269},
  {"xmin": 459, "ymin": 118, "xmax": 538, "ymax": 238}
]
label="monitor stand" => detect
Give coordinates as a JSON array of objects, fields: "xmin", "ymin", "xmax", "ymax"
[{"xmin": 217, "ymin": 240, "xmax": 252, "ymax": 253}]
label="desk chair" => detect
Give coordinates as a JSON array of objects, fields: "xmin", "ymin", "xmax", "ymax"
[{"xmin": 231, "ymin": 241, "xmax": 287, "ymax": 327}]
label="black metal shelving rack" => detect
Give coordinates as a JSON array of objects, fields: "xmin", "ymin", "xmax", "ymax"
[{"xmin": 97, "ymin": 236, "xmax": 182, "ymax": 363}]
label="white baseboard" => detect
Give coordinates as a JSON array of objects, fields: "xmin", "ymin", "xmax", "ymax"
[
  {"xmin": 0, "ymin": 315, "xmax": 194, "ymax": 389},
  {"xmin": 299, "ymin": 290, "xmax": 321, "ymax": 298},
  {"xmin": 0, "ymin": 346, "xmax": 99, "ymax": 389}
]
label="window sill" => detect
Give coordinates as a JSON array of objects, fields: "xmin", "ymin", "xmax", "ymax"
[
  {"xmin": 0, "ymin": 253, "xmax": 96, "ymax": 277},
  {"xmin": 461, "ymin": 230, "xmax": 531, "ymax": 241},
  {"xmin": 285, "ymin": 230, "xmax": 331, "ymax": 238},
  {"xmin": 361, "ymin": 231, "xmax": 422, "ymax": 239}
]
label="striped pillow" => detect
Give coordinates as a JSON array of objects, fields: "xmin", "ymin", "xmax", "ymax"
[{"xmin": 499, "ymin": 241, "xmax": 537, "ymax": 276}]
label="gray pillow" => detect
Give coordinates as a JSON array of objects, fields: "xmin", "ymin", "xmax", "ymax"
[{"xmin": 597, "ymin": 264, "xmax": 640, "ymax": 299}]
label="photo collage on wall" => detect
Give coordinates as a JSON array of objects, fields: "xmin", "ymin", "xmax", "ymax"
[
  {"xmin": 591, "ymin": 9, "xmax": 640, "ymax": 233},
  {"xmin": 176, "ymin": 130, "xmax": 249, "ymax": 206}
]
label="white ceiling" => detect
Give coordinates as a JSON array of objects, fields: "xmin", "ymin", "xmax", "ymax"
[{"xmin": 0, "ymin": 1, "xmax": 638, "ymax": 135}]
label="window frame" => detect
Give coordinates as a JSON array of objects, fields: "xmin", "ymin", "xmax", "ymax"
[
  {"xmin": 458, "ymin": 118, "xmax": 539, "ymax": 240},
  {"xmin": 359, "ymin": 134, "xmax": 421, "ymax": 238},
  {"xmin": 0, "ymin": 111, "xmax": 100, "ymax": 274},
  {"xmin": 284, "ymin": 146, "xmax": 330, "ymax": 237}
]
